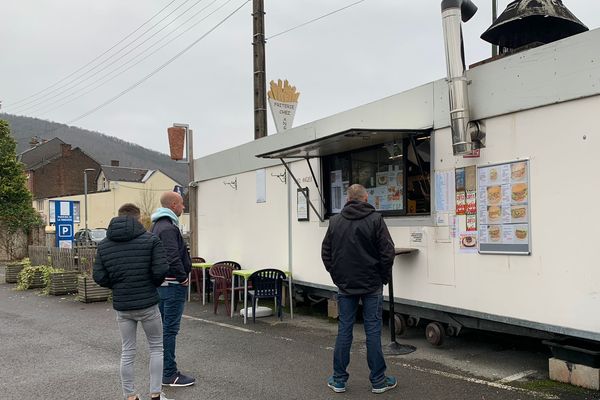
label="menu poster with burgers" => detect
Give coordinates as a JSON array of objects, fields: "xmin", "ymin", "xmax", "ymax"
[{"xmin": 477, "ymin": 160, "xmax": 530, "ymax": 254}]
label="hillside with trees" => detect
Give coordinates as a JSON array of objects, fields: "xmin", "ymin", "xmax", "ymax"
[{"xmin": 0, "ymin": 113, "xmax": 188, "ymax": 185}]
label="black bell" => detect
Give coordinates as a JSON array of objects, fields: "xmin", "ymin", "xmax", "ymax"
[{"xmin": 481, "ymin": 0, "xmax": 588, "ymax": 51}]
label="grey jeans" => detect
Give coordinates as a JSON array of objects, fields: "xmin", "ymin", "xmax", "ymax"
[{"xmin": 116, "ymin": 305, "xmax": 163, "ymax": 398}]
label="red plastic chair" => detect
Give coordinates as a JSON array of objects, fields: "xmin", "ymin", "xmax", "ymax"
[
  {"xmin": 190, "ymin": 257, "xmax": 206, "ymax": 298},
  {"xmin": 208, "ymin": 262, "xmax": 244, "ymax": 315}
]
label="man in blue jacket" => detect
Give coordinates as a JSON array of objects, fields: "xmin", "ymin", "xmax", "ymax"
[
  {"xmin": 321, "ymin": 184, "xmax": 397, "ymax": 394},
  {"xmin": 93, "ymin": 203, "xmax": 170, "ymax": 400},
  {"xmin": 151, "ymin": 191, "xmax": 195, "ymax": 387}
]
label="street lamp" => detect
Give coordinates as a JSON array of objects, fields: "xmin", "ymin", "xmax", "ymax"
[{"xmin": 83, "ymin": 168, "xmax": 95, "ymax": 232}]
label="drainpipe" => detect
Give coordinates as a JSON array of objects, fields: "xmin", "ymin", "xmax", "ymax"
[{"xmin": 441, "ymin": 0, "xmax": 478, "ymax": 155}]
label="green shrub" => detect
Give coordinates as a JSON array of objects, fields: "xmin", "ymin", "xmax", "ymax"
[{"xmin": 16, "ymin": 265, "xmax": 60, "ymax": 291}]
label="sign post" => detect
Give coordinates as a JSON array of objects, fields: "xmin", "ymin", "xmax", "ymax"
[{"xmin": 55, "ymin": 201, "xmax": 74, "ymax": 249}]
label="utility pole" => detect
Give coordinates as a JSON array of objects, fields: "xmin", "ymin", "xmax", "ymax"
[
  {"xmin": 492, "ymin": 0, "xmax": 498, "ymax": 56},
  {"xmin": 187, "ymin": 128, "xmax": 196, "ymax": 258},
  {"xmin": 253, "ymin": 0, "xmax": 267, "ymax": 139}
]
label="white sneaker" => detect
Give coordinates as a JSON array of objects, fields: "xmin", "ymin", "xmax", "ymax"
[{"xmin": 152, "ymin": 393, "xmax": 173, "ymax": 400}]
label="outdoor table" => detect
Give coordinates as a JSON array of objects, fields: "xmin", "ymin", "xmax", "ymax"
[
  {"xmin": 191, "ymin": 263, "xmax": 213, "ymax": 304},
  {"xmin": 232, "ymin": 269, "xmax": 293, "ymax": 324}
]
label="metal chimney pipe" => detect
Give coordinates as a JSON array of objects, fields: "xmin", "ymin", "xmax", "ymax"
[{"xmin": 441, "ymin": 0, "xmax": 478, "ymax": 155}]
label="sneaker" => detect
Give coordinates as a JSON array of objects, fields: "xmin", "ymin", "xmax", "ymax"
[
  {"xmin": 371, "ymin": 376, "xmax": 397, "ymax": 394},
  {"xmin": 327, "ymin": 376, "xmax": 347, "ymax": 393},
  {"xmin": 162, "ymin": 371, "xmax": 196, "ymax": 387},
  {"xmin": 151, "ymin": 393, "xmax": 173, "ymax": 400}
]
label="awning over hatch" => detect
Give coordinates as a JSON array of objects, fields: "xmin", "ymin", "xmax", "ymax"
[
  {"xmin": 256, "ymin": 128, "xmax": 431, "ymax": 159},
  {"xmin": 255, "ymin": 128, "xmax": 431, "ymax": 222}
]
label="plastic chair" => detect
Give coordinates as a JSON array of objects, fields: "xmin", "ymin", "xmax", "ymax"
[
  {"xmin": 190, "ymin": 257, "xmax": 206, "ymax": 299},
  {"xmin": 247, "ymin": 268, "xmax": 287, "ymax": 323},
  {"xmin": 208, "ymin": 262, "xmax": 244, "ymax": 316},
  {"xmin": 212, "ymin": 260, "xmax": 242, "ymax": 301}
]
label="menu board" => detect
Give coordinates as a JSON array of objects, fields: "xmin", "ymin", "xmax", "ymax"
[
  {"xmin": 367, "ymin": 166, "xmax": 404, "ymax": 212},
  {"xmin": 477, "ymin": 160, "xmax": 531, "ymax": 254}
]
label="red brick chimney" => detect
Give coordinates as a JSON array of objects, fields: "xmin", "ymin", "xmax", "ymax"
[
  {"xmin": 60, "ymin": 143, "xmax": 72, "ymax": 157},
  {"xmin": 29, "ymin": 136, "xmax": 40, "ymax": 148}
]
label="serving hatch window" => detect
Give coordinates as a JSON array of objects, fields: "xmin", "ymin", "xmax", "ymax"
[{"xmin": 323, "ymin": 133, "xmax": 431, "ymax": 217}]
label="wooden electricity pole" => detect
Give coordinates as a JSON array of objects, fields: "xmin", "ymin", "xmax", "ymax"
[
  {"xmin": 492, "ymin": 0, "xmax": 498, "ymax": 56},
  {"xmin": 253, "ymin": 0, "xmax": 267, "ymax": 139}
]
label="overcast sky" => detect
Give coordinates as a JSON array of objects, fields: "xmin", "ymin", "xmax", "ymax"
[{"xmin": 1, "ymin": 0, "xmax": 599, "ymax": 158}]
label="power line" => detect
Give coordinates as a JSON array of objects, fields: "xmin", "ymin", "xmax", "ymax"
[
  {"xmin": 12, "ymin": 0, "xmax": 213, "ymax": 115},
  {"xmin": 6, "ymin": 0, "xmax": 181, "ymax": 108},
  {"xmin": 31, "ymin": 0, "xmax": 226, "ymax": 117},
  {"xmin": 9, "ymin": 0, "xmax": 200, "ymax": 113},
  {"xmin": 67, "ymin": 0, "xmax": 250, "ymax": 125},
  {"xmin": 266, "ymin": 0, "xmax": 366, "ymax": 40}
]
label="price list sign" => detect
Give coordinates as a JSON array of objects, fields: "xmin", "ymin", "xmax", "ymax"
[{"xmin": 477, "ymin": 160, "xmax": 531, "ymax": 255}]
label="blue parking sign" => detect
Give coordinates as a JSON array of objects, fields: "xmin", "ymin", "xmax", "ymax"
[
  {"xmin": 58, "ymin": 225, "xmax": 72, "ymax": 238},
  {"xmin": 55, "ymin": 201, "xmax": 74, "ymax": 248}
]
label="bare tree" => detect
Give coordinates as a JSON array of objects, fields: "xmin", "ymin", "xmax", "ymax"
[{"xmin": 137, "ymin": 188, "xmax": 157, "ymax": 230}]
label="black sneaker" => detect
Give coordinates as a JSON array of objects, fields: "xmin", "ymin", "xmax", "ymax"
[{"xmin": 162, "ymin": 371, "xmax": 196, "ymax": 387}]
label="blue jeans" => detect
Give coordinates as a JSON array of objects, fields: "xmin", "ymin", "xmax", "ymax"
[
  {"xmin": 333, "ymin": 292, "xmax": 386, "ymax": 385},
  {"xmin": 158, "ymin": 284, "xmax": 187, "ymax": 379}
]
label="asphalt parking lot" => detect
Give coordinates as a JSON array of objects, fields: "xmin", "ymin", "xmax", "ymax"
[{"xmin": 0, "ymin": 269, "xmax": 597, "ymax": 400}]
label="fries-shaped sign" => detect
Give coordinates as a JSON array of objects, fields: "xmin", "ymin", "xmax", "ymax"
[{"xmin": 268, "ymin": 79, "xmax": 300, "ymax": 133}]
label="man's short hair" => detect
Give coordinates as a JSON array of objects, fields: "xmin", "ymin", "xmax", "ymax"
[
  {"xmin": 118, "ymin": 203, "xmax": 141, "ymax": 218},
  {"xmin": 160, "ymin": 191, "xmax": 181, "ymax": 207},
  {"xmin": 347, "ymin": 184, "xmax": 368, "ymax": 201}
]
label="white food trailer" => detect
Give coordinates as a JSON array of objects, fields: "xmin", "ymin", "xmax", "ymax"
[{"xmin": 193, "ymin": 1, "xmax": 600, "ymax": 346}]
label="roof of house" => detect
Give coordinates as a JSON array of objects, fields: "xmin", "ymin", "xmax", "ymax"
[
  {"xmin": 18, "ymin": 137, "xmax": 66, "ymax": 169},
  {"xmin": 101, "ymin": 165, "xmax": 152, "ymax": 183}
]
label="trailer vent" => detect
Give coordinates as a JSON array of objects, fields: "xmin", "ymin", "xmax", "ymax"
[{"xmin": 481, "ymin": 0, "xmax": 588, "ymax": 54}]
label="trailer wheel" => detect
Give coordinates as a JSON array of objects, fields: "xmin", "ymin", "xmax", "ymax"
[
  {"xmin": 394, "ymin": 314, "xmax": 407, "ymax": 336},
  {"xmin": 446, "ymin": 325, "xmax": 457, "ymax": 337},
  {"xmin": 406, "ymin": 316, "xmax": 418, "ymax": 327},
  {"xmin": 425, "ymin": 322, "xmax": 445, "ymax": 346}
]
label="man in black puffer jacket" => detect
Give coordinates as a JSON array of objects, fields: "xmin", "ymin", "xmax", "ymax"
[
  {"xmin": 93, "ymin": 203, "xmax": 170, "ymax": 400},
  {"xmin": 322, "ymin": 184, "xmax": 397, "ymax": 395}
]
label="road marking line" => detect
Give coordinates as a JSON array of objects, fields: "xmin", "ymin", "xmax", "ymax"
[
  {"xmin": 394, "ymin": 363, "xmax": 558, "ymax": 400},
  {"xmin": 497, "ymin": 370, "xmax": 538, "ymax": 383},
  {"xmin": 183, "ymin": 315, "xmax": 260, "ymax": 333}
]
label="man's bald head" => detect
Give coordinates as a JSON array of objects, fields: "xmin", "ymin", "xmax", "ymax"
[
  {"xmin": 160, "ymin": 191, "xmax": 185, "ymax": 216},
  {"xmin": 347, "ymin": 184, "xmax": 368, "ymax": 202}
]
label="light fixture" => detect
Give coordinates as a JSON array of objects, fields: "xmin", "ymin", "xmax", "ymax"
[{"xmin": 385, "ymin": 143, "xmax": 403, "ymax": 160}]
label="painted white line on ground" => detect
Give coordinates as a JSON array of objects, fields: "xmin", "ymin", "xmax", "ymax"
[
  {"xmin": 497, "ymin": 370, "xmax": 538, "ymax": 383},
  {"xmin": 394, "ymin": 363, "xmax": 558, "ymax": 400},
  {"xmin": 183, "ymin": 315, "xmax": 260, "ymax": 334}
]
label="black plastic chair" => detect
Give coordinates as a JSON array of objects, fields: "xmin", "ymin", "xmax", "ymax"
[{"xmin": 247, "ymin": 268, "xmax": 287, "ymax": 323}]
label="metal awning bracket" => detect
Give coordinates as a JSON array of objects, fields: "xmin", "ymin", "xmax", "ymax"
[
  {"xmin": 305, "ymin": 157, "xmax": 326, "ymax": 208},
  {"xmin": 280, "ymin": 158, "xmax": 325, "ymax": 222}
]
